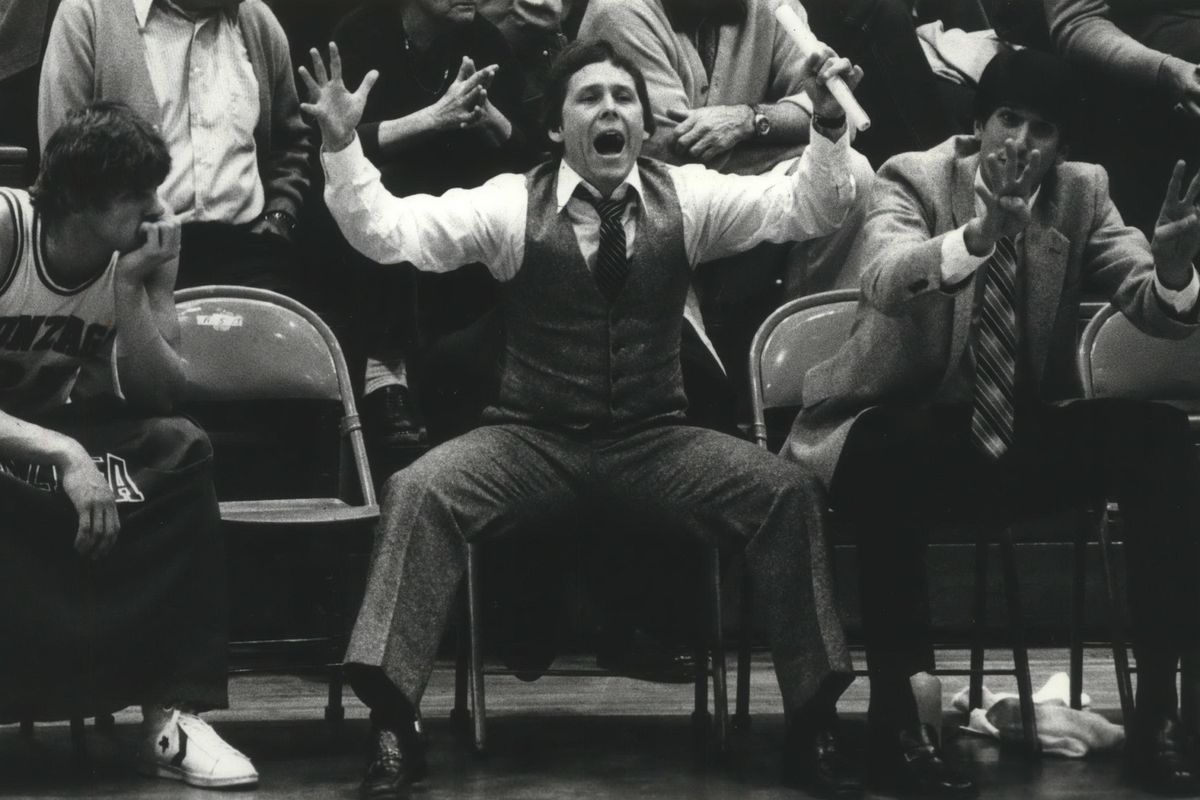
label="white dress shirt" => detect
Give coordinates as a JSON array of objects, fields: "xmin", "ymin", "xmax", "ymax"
[
  {"xmin": 939, "ymin": 170, "xmax": 1199, "ymax": 313},
  {"xmin": 135, "ymin": 0, "xmax": 264, "ymax": 224},
  {"xmin": 323, "ymin": 128, "xmax": 857, "ymax": 366}
]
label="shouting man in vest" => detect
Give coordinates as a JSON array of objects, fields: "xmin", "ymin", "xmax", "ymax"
[{"xmin": 302, "ymin": 38, "xmax": 864, "ymax": 799}]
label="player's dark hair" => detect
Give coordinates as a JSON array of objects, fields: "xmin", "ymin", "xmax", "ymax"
[{"xmin": 31, "ymin": 102, "xmax": 171, "ymax": 224}]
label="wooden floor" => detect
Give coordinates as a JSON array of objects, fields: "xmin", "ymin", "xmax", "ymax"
[{"xmin": 0, "ymin": 649, "xmax": 1165, "ymax": 799}]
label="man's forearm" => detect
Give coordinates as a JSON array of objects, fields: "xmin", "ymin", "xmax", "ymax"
[
  {"xmin": 0, "ymin": 407, "xmax": 88, "ymax": 470},
  {"xmin": 113, "ymin": 279, "xmax": 186, "ymax": 411},
  {"xmin": 754, "ymin": 101, "xmax": 812, "ymax": 145}
]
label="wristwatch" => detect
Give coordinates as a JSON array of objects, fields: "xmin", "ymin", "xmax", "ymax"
[
  {"xmin": 262, "ymin": 209, "xmax": 297, "ymax": 238},
  {"xmin": 750, "ymin": 104, "xmax": 771, "ymax": 139}
]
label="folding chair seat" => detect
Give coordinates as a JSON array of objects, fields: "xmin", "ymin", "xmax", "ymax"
[
  {"xmin": 746, "ymin": 289, "xmax": 1041, "ymax": 753},
  {"xmin": 1074, "ymin": 302, "xmax": 1200, "ymax": 724}
]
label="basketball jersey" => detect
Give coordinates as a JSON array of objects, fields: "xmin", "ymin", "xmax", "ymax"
[{"xmin": 0, "ymin": 188, "xmax": 119, "ymax": 416}]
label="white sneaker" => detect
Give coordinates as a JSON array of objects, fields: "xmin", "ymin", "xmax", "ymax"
[{"xmin": 137, "ymin": 708, "xmax": 259, "ymax": 788}]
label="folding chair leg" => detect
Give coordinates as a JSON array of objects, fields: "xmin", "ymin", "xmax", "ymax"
[
  {"xmin": 1097, "ymin": 509, "xmax": 1135, "ymax": 725},
  {"xmin": 999, "ymin": 527, "xmax": 1040, "ymax": 756},
  {"xmin": 1069, "ymin": 511, "xmax": 1090, "ymax": 710},
  {"xmin": 466, "ymin": 543, "xmax": 486, "ymax": 754},
  {"xmin": 19, "ymin": 718, "xmax": 32, "ymax": 737},
  {"xmin": 325, "ymin": 666, "xmax": 345, "ymax": 725},
  {"xmin": 451, "ymin": 590, "xmax": 471, "ymax": 738},
  {"xmin": 692, "ymin": 640, "xmax": 711, "ymax": 752},
  {"xmin": 968, "ymin": 538, "xmax": 989, "ymax": 710},
  {"xmin": 708, "ymin": 548, "xmax": 728, "ymax": 755},
  {"xmin": 70, "ymin": 716, "xmax": 85, "ymax": 754},
  {"xmin": 734, "ymin": 567, "xmax": 752, "ymax": 732}
]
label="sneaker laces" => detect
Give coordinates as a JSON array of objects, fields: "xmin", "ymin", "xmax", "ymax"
[{"xmin": 175, "ymin": 712, "xmax": 250, "ymax": 760}]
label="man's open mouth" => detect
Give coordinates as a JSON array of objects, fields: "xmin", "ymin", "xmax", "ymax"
[{"xmin": 593, "ymin": 131, "xmax": 626, "ymax": 155}]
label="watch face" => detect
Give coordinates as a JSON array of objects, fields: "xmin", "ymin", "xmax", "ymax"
[{"xmin": 754, "ymin": 113, "xmax": 771, "ymax": 137}]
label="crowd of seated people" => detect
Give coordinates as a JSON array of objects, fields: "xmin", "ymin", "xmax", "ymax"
[{"xmin": 5, "ymin": 0, "xmax": 1200, "ymax": 798}]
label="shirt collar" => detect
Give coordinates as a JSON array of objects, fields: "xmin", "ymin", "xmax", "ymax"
[
  {"xmin": 555, "ymin": 159, "xmax": 642, "ymax": 213},
  {"xmin": 135, "ymin": 0, "xmax": 238, "ymax": 30},
  {"xmin": 973, "ymin": 166, "xmax": 1041, "ymax": 217}
]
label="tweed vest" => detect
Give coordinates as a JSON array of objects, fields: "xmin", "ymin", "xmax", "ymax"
[{"xmin": 484, "ymin": 158, "xmax": 691, "ymax": 432}]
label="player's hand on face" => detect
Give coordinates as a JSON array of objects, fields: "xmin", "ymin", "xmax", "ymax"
[
  {"xmin": 61, "ymin": 449, "xmax": 120, "ymax": 560},
  {"xmin": 978, "ymin": 138, "xmax": 1040, "ymax": 242},
  {"xmin": 117, "ymin": 216, "xmax": 181, "ymax": 286}
]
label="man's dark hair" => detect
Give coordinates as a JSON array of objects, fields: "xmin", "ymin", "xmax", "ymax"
[
  {"xmin": 973, "ymin": 48, "xmax": 1077, "ymax": 141},
  {"xmin": 542, "ymin": 39, "xmax": 656, "ymax": 139},
  {"xmin": 31, "ymin": 102, "xmax": 170, "ymax": 223}
]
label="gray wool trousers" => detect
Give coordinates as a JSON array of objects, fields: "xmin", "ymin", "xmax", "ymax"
[{"xmin": 344, "ymin": 422, "xmax": 852, "ymax": 714}]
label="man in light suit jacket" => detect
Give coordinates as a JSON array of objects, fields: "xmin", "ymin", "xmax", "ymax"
[{"xmin": 784, "ymin": 49, "xmax": 1200, "ymax": 797}]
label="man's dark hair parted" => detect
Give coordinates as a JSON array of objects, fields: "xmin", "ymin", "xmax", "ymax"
[
  {"xmin": 30, "ymin": 101, "xmax": 171, "ymax": 223},
  {"xmin": 542, "ymin": 39, "xmax": 657, "ymax": 139},
  {"xmin": 972, "ymin": 48, "xmax": 1077, "ymax": 140}
]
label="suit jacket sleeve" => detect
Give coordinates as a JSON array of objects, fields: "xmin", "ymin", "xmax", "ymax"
[
  {"xmin": 857, "ymin": 152, "xmax": 969, "ymax": 314},
  {"xmin": 1078, "ymin": 163, "xmax": 1198, "ymax": 337},
  {"xmin": 258, "ymin": 8, "xmax": 313, "ymax": 220}
]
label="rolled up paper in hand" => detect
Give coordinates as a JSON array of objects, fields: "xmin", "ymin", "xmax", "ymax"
[{"xmin": 774, "ymin": 3, "xmax": 871, "ymax": 132}]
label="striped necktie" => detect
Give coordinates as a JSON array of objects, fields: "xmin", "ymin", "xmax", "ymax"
[
  {"xmin": 970, "ymin": 236, "xmax": 1019, "ymax": 460},
  {"xmin": 574, "ymin": 186, "xmax": 631, "ymax": 303}
]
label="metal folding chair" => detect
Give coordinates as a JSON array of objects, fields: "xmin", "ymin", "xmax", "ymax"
[{"xmin": 747, "ymin": 289, "xmax": 1040, "ymax": 754}]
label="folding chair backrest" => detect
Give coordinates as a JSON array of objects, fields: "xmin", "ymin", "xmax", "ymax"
[
  {"xmin": 174, "ymin": 285, "xmax": 375, "ymax": 512},
  {"xmin": 0, "ymin": 146, "xmax": 30, "ymax": 188},
  {"xmin": 748, "ymin": 289, "xmax": 859, "ymax": 447},
  {"xmin": 176, "ymin": 289, "xmax": 342, "ymax": 402},
  {"xmin": 1078, "ymin": 303, "xmax": 1200, "ymax": 421}
]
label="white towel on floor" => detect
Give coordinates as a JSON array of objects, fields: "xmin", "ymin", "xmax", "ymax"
[{"xmin": 951, "ymin": 672, "xmax": 1124, "ymax": 757}]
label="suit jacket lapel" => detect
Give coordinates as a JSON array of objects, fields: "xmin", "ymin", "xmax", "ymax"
[
  {"xmin": 939, "ymin": 150, "xmax": 982, "ymax": 391},
  {"xmin": 1020, "ymin": 186, "xmax": 1069, "ymax": 387}
]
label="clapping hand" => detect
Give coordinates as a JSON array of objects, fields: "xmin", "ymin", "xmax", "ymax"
[
  {"xmin": 299, "ymin": 42, "xmax": 378, "ymax": 152},
  {"xmin": 1151, "ymin": 159, "xmax": 1200, "ymax": 289}
]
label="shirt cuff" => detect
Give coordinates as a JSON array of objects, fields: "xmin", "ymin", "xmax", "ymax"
[
  {"xmin": 1154, "ymin": 267, "xmax": 1200, "ymax": 315},
  {"xmin": 940, "ymin": 225, "xmax": 991, "ymax": 287},
  {"xmin": 321, "ymin": 134, "xmax": 373, "ymax": 186},
  {"xmin": 805, "ymin": 121, "xmax": 853, "ymax": 197}
]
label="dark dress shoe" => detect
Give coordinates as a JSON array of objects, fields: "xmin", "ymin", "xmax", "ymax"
[
  {"xmin": 869, "ymin": 724, "xmax": 977, "ymax": 798},
  {"xmin": 1128, "ymin": 714, "xmax": 1200, "ymax": 796},
  {"xmin": 362, "ymin": 385, "xmax": 426, "ymax": 449},
  {"xmin": 786, "ymin": 724, "xmax": 864, "ymax": 799},
  {"xmin": 360, "ymin": 725, "xmax": 427, "ymax": 799}
]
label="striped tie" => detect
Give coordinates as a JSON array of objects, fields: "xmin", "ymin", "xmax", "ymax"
[
  {"xmin": 970, "ymin": 236, "xmax": 1019, "ymax": 461},
  {"xmin": 575, "ymin": 187, "xmax": 631, "ymax": 303}
]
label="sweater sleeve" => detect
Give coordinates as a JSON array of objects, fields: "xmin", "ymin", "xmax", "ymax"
[
  {"xmin": 38, "ymin": 0, "xmax": 97, "ymax": 153},
  {"xmin": 255, "ymin": 3, "xmax": 314, "ymax": 219},
  {"xmin": 1045, "ymin": 0, "xmax": 1171, "ymax": 90}
]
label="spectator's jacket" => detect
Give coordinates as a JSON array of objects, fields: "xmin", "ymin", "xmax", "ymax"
[{"xmin": 37, "ymin": 0, "xmax": 312, "ymax": 221}]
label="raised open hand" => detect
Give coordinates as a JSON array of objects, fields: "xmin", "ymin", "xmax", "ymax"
[
  {"xmin": 1151, "ymin": 159, "xmax": 1200, "ymax": 289},
  {"xmin": 298, "ymin": 42, "xmax": 378, "ymax": 152},
  {"xmin": 974, "ymin": 138, "xmax": 1043, "ymax": 247}
]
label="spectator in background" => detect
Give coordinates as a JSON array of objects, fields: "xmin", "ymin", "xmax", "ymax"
[
  {"xmin": 1045, "ymin": 0, "xmax": 1200, "ymax": 237},
  {"xmin": 0, "ymin": 0, "xmax": 59, "ymax": 157},
  {"xmin": 38, "ymin": 0, "xmax": 315, "ymax": 297},
  {"xmin": 332, "ymin": 0, "xmax": 530, "ymax": 451},
  {"xmin": 478, "ymin": 0, "xmax": 569, "ymax": 151}
]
